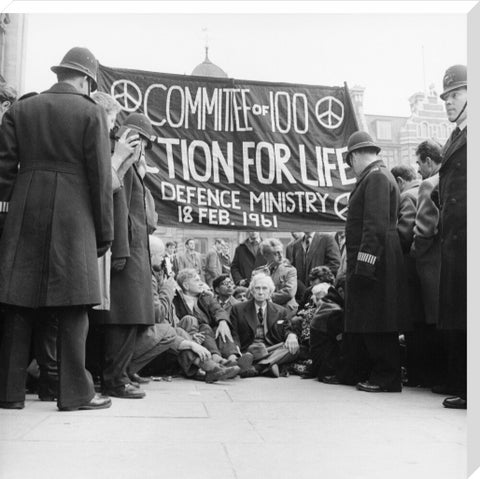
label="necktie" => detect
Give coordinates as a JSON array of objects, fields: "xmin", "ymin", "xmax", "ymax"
[
  {"xmin": 451, "ymin": 127, "xmax": 461, "ymax": 141},
  {"xmin": 258, "ymin": 307, "xmax": 264, "ymax": 324},
  {"xmin": 305, "ymin": 236, "xmax": 312, "ymax": 252}
]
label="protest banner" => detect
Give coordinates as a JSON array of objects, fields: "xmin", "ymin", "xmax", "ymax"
[{"xmin": 98, "ymin": 65, "xmax": 359, "ymax": 231}]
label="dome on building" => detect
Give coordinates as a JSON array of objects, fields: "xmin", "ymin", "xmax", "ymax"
[{"xmin": 191, "ymin": 47, "xmax": 228, "ymax": 78}]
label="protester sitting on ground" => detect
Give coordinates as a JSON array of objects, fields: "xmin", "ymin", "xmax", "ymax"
[
  {"xmin": 298, "ymin": 266, "xmax": 336, "ymax": 310},
  {"xmin": 172, "ymin": 269, "xmax": 253, "ymax": 375},
  {"xmin": 229, "ymin": 274, "xmax": 299, "ymax": 378},
  {"xmin": 252, "ymin": 238, "xmax": 298, "ymax": 315},
  {"xmin": 128, "ymin": 236, "xmax": 240, "ymax": 383},
  {"xmin": 233, "ymin": 286, "xmax": 248, "ymax": 302},
  {"xmin": 212, "ymin": 274, "xmax": 239, "ymax": 316},
  {"xmin": 308, "ymin": 283, "xmax": 344, "ymax": 382},
  {"xmin": 289, "ymin": 282, "xmax": 332, "ymax": 376}
]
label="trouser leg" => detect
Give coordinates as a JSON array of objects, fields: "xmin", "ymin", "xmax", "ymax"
[
  {"xmin": 178, "ymin": 350, "xmax": 199, "ymax": 377},
  {"xmin": 0, "ymin": 307, "xmax": 34, "ymax": 402},
  {"xmin": 446, "ymin": 330, "xmax": 467, "ymax": 399},
  {"xmin": 128, "ymin": 325, "xmax": 176, "ymax": 375},
  {"xmin": 364, "ymin": 332, "xmax": 402, "ymax": 391},
  {"xmin": 103, "ymin": 325, "xmax": 137, "ymax": 390},
  {"xmin": 198, "ymin": 323, "xmax": 221, "ymax": 356},
  {"xmin": 85, "ymin": 309, "xmax": 106, "ymax": 382},
  {"xmin": 336, "ymin": 333, "xmax": 370, "ymax": 385},
  {"xmin": 54, "ymin": 306, "xmax": 95, "ymax": 409},
  {"xmin": 309, "ymin": 328, "xmax": 340, "ymax": 378},
  {"xmin": 34, "ymin": 311, "xmax": 58, "ymax": 399}
]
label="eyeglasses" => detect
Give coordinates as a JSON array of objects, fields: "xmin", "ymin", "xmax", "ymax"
[{"xmin": 220, "ymin": 279, "xmax": 234, "ymax": 286}]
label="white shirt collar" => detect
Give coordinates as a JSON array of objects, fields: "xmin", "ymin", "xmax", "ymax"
[{"xmin": 457, "ymin": 118, "xmax": 467, "ymax": 131}]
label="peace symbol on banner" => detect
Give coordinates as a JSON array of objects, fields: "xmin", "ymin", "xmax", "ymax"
[
  {"xmin": 111, "ymin": 79, "xmax": 142, "ymax": 112},
  {"xmin": 315, "ymin": 96, "xmax": 344, "ymax": 129}
]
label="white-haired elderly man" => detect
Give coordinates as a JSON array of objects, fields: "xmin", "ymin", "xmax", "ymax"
[
  {"xmin": 229, "ymin": 274, "xmax": 299, "ymax": 377},
  {"xmin": 253, "ymin": 238, "xmax": 298, "ymax": 315}
]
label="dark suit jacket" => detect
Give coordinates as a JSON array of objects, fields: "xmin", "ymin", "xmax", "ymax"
[
  {"xmin": 229, "ymin": 299, "xmax": 291, "ymax": 352},
  {"xmin": 291, "ymin": 233, "xmax": 341, "ymax": 286}
]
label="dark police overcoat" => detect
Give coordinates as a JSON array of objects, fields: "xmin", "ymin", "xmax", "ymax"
[
  {"xmin": 0, "ymin": 83, "xmax": 113, "ymax": 307},
  {"xmin": 438, "ymin": 127, "xmax": 466, "ymax": 331},
  {"xmin": 344, "ymin": 160, "xmax": 406, "ymax": 333},
  {"xmin": 104, "ymin": 164, "xmax": 154, "ymax": 326}
]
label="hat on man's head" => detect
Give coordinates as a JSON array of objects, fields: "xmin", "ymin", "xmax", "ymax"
[
  {"xmin": 51, "ymin": 47, "xmax": 99, "ymax": 91},
  {"xmin": 247, "ymin": 342, "xmax": 269, "ymax": 361},
  {"xmin": 440, "ymin": 64, "xmax": 467, "ymax": 100},
  {"xmin": 345, "ymin": 131, "xmax": 381, "ymax": 167}
]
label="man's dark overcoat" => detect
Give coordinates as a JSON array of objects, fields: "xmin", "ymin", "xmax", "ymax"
[
  {"xmin": 230, "ymin": 240, "xmax": 266, "ymax": 285},
  {"xmin": 397, "ymin": 181, "xmax": 423, "ymax": 330},
  {"xmin": 291, "ymin": 233, "xmax": 341, "ymax": 286},
  {"xmin": 0, "ymin": 83, "xmax": 113, "ymax": 307},
  {"xmin": 105, "ymin": 164, "xmax": 154, "ymax": 326},
  {"xmin": 344, "ymin": 160, "xmax": 406, "ymax": 333},
  {"xmin": 229, "ymin": 299, "xmax": 291, "ymax": 352},
  {"xmin": 413, "ymin": 174, "xmax": 440, "ymax": 325},
  {"xmin": 438, "ymin": 127, "xmax": 466, "ymax": 330}
]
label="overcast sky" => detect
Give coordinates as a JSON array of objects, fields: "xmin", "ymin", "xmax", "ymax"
[{"xmin": 13, "ymin": 4, "xmax": 470, "ymax": 117}]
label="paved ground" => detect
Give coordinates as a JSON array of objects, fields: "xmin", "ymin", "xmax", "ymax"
[{"xmin": 0, "ymin": 376, "xmax": 466, "ymax": 479}]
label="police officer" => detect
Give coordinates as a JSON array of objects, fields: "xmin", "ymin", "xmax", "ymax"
[
  {"xmin": 341, "ymin": 131, "xmax": 405, "ymax": 393},
  {"xmin": 0, "ymin": 47, "xmax": 113, "ymax": 411},
  {"xmin": 437, "ymin": 65, "xmax": 467, "ymax": 410}
]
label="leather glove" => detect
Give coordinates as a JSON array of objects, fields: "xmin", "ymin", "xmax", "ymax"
[
  {"xmin": 0, "ymin": 212, "xmax": 7, "ymax": 239},
  {"xmin": 97, "ymin": 241, "xmax": 112, "ymax": 258},
  {"xmin": 111, "ymin": 257, "xmax": 127, "ymax": 272}
]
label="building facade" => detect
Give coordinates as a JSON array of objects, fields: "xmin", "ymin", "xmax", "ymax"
[
  {"xmin": 0, "ymin": 14, "xmax": 27, "ymax": 92},
  {"xmin": 351, "ymin": 84, "xmax": 454, "ymax": 169}
]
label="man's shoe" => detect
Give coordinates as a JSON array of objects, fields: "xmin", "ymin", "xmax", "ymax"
[
  {"xmin": 261, "ymin": 364, "xmax": 280, "ymax": 378},
  {"xmin": 220, "ymin": 365, "xmax": 241, "ymax": 380},
  {"xmin": 105, "ymin": 384, "xmax": 146, "ymax": 399},
  {"xmin": 356, "ymin": 381, "xmax": 401, "ymax": 393},
  {"xmin": 129, "ymin": 373, "xmax": 150, "ymax": 384},
  {"xmin": 205, "ymin": 366, "xmax": 227, "ymax": 383},
  {"xmin": 240, "ymin": 366, "xmax": 259, "ymax": 378},
  {"xmin": 58, "ymin": 394, "xmax": 112, "ymax": 411},
  {"xmin": 321, "ymin": 375, "xmax": 341, "ymax": 385},
  {"xmin": 0, "ymin": 400, "xmax": 25, "ymax": 409},
  {"xmin": 191, "ymin": 370, "xmax": 207, "ymax": 381},
  {"xmin": 236, "ymin": 353, "xmax": 254, "ymax": 373},
  {"xmin": 443, "ymin": 396, "xmax": 467, "ymax": 409}
]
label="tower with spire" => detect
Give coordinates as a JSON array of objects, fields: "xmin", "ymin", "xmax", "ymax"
[{"xmin": 191, "ymin": 28, "xmax": 228, "ymax": 78}]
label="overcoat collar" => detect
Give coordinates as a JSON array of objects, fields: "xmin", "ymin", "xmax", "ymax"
[
  {"xmin": 353, "ymin": 159, "xmax": 385, "ymax": 191},
  {"xmin": 441, "ymin": 126, "xmax": 467, "ymax": 169},
  {"xmin": 43, "ymin": 82, "xmax": 93, "ymax": 100}
]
